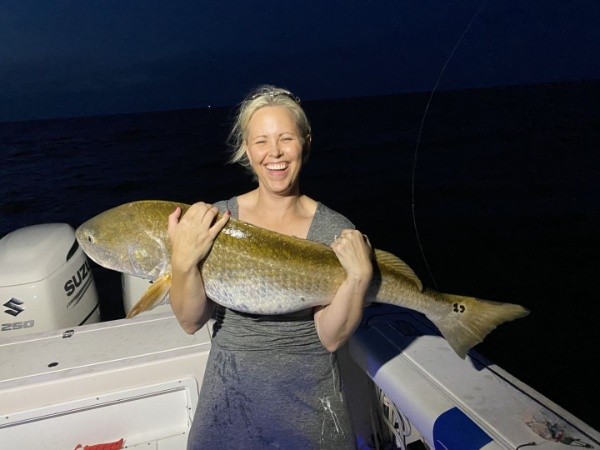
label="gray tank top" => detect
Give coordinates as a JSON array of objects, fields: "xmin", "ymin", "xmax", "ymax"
[
  {"xmin": 212, "ymin": 197, "xmax": 354, "ymax": 353},
  {"xmin": 188, "ymin": 197, "xmax": 359, "ymax": 449}
]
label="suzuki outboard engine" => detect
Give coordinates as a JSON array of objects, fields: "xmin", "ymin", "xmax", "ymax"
[{"xmin": 0, "ymin": 223, "xmax": 101, "ymax": 338}]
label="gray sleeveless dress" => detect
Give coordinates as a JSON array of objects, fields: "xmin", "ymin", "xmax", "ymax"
[{"xmin": 187, "ymin": 197, "xmax": 357, "ymax": 449}]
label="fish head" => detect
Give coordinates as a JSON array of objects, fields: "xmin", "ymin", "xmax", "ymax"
[{"xmin": 76, "ymin": 201, "xmax": 188, "ymax": 279}]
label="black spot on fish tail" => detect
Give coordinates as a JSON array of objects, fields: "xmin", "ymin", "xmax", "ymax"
[{"xmin": 429, "ymin": 291, "xmax": 529, "ymax": 359}]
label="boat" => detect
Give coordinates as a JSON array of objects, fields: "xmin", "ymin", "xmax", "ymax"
[{"xmin": 1, "ymin": 223, "xmax": 598, "ymax": 449}]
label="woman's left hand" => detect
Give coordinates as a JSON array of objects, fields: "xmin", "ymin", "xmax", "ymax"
[
  {"xmin": 315, "ymin": 229, "xmax": 374, "ymax": 351},
  {"xmin": 330, "ymin": 229, "xmax": 373, "ymax": 281}
]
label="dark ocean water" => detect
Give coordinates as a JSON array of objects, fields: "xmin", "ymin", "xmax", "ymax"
[{"xmin": 1, "ymin": 80, "xmax": 599, "ymax": 430}]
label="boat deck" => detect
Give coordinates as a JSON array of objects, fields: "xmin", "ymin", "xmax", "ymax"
[
  {"xmin": 0, "ymin": 305, "xmax": 209, "ymax": 448},
  {"xmin": 1, "ymin": 303, "xmax": 599, "ymax": 449}
]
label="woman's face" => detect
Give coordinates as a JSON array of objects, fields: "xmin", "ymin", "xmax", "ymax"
[{"xmin": 245, "ymin": 105, "xmax": 304, "ymax": 195}]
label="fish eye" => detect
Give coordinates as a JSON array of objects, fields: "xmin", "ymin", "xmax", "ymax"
[{"xmin": 87, "ymin": 235, "xmax": 95, "ymax": 244}]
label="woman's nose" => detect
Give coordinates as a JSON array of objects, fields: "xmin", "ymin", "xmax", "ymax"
[{"xmin": 269, "ymin": 141, "xmax": 283, "ymax": 157}]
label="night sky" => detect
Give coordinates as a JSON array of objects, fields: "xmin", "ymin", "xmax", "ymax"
[{"xmin": 1, "ymin": 0, "xmax": 598, "ymax": 122}]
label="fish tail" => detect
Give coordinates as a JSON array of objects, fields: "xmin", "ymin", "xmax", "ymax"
[
  {"xmin": 429, "ymin": 291, "xmax": 529, "ymax": 359},
  {"xmin": 126, "ymin": 273, "xmax": 172, "ymax": 318}
]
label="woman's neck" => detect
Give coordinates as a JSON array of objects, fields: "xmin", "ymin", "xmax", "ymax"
[{"xmin": 238, "ymin": 188, "xmax": 317, "ymax": 237}]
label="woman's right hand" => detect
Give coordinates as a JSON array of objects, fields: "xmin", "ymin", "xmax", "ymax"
[
  {"xmin": 167, "ymin": 202, "xmax": 230, "ymax": 334},
  {"xmin": 168, "ymin": 202, "xmax": 230, "ymax": 271}
]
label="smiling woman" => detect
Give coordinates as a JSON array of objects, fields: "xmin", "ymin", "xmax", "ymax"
[
  {"xmin": 165, "ymin": 84, "xmax": 374, "ymax": 449},
  {"xmin": 227, "ymin": 85, "xmax": 312, "ymax": 170},
  {"xmin": 244, "ymin": 104, "xmax": 305, "ymax": 199}
]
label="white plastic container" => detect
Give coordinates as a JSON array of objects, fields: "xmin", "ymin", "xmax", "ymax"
[{"xmin": 0, "ymin": 223, "xmax": 101, "ymax": 338}]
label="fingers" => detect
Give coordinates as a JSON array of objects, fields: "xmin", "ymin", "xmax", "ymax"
[
  {"xmin": 167, "ymin": 207, "xmax": 182, "ymax": 234},
  {"xmin": 362, "ymin": 233, "xmax": 372, "ymax": 249},
  {"xmin": 179, "ymin": 202, "xmax": 218, "ymax": 227},
  {"xmin": 197, "ymin": 205, "xmax": 230, "ymax": 238},
  {"xmin": 169, "ymin": 202, "xmax": 229, "ymax": 244},
  {"xmin": 168, "ymin": 203, "xmax": 229, "ymax": 269},
  {"xmin": 331, "ymin": 229, "xmax": 373, "ymax": 278},
  {"xmin": 209, "ymin": 209, "xmax": 231, "ymax": 238},
  {"xmin": 331, "ymin": 229, "xmax": 371, "ymax": 250},
  {"xmin": 330, "ymin": 230, "xmax": 371, "ymax": 261}
]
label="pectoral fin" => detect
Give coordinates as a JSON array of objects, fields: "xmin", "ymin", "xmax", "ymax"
[{"xmin": 126, "ymin": 273, "xmax": 172, "ymax": 318}]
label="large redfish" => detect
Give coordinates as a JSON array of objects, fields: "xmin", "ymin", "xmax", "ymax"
[{"xmin": 75, "ymin": 200, "xmax": 529, "ymax": 359}]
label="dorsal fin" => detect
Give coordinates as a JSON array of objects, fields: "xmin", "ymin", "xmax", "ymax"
[{"xmin": 374, "ymin": 249, "xmax": 423, "ymax": 291}]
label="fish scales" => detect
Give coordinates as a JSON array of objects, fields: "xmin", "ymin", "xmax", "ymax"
[
  {"xmin": 204, "ymin": 219, "xmax": 348, "ymax": 314},
  {"xmin": 76, "ymin": 200, "xmax": 529, "ymax": 359}
]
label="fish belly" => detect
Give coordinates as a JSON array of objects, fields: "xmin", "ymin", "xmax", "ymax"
[{"xmin": 201, "ymin": 232, "xmax": 345, "ymax": 314}]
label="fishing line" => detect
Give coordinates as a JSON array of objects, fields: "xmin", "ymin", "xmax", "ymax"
[{"xmin": 410, "ymin": 0, "xmax": 487, "ymax": 290}]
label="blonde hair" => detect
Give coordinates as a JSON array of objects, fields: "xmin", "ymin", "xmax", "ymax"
[{"xmin": 227, "ymin": 84, "xmax": 312, "ymax": 168}]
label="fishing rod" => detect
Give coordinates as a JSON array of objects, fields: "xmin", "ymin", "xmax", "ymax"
[{"xmin": 410, "ymin": 0, "xmax": 487, "ymax": 290}]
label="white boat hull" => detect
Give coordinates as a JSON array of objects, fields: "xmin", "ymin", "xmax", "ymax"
[
  {"xmin": 1, "ymin": 302, "xmax": 598, "ymax": 449},
  {"xmin": 0, "ymin": 305, "xmax": 208, "ymax": 449}
]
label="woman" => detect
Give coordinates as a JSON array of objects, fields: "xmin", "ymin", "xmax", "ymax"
[{"xmin": 168, "ymin": 85, "xmax": 373, "ymax": 449}]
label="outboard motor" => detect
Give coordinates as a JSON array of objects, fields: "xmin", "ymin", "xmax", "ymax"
[{"xmin": 0, "ymin": 223, "xmax": 101, "ymax": 338}]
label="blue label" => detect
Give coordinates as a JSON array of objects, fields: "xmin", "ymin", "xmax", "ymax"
[{"xmin": 433, "ymin": 407, "xmax": 493, "ymax": 449}]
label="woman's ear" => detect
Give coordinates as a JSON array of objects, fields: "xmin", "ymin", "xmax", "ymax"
[
  {"xmin": 243, "ymin": 143, "xmax": 251, "ymax": 165},
  {"xmin": 303, "ymin": 134, "xmax": 312, "ymax": 163}
]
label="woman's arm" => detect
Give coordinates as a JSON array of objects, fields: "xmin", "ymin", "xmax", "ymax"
[
  {"xmin": 313, "ymin": 229, "xmax": 373, "ymax": 352},
  {"xmin": 168, "ymin": 203, "xmax": 230, "ymax": 334}
]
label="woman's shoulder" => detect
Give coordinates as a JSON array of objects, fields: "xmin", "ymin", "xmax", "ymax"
[
  {"xmin": 308, "ymin": 202, "xmax": 355, "ymax": 244},
  {"xmin": 315, "ymin": 202, "xmax": 355, "ymax": 229}
]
